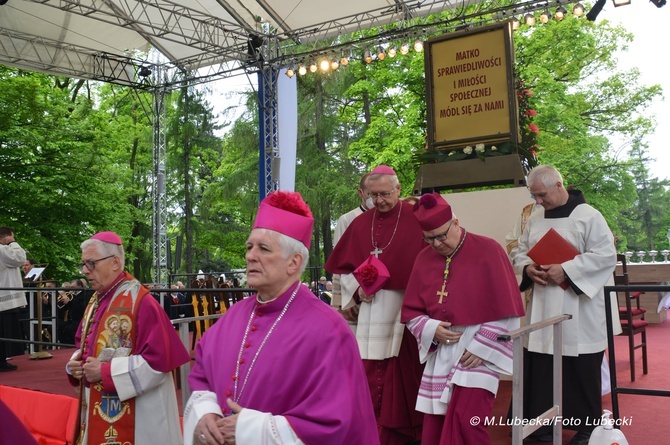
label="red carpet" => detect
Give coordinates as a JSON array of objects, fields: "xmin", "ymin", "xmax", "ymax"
[
  {"xmin": 0, "ymin": 347, "xmax": 189, "ymax": 418},
  {"xmin": 2, "ymin": 320, "xmax": 669, "ymax": 443}
]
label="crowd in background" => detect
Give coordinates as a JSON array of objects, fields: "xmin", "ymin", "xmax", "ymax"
[
  {"xmin": 9, "ymin": 262, "xmax": 255, "ymax": 351},
  {"xmin": 15, "ymin": 259, "xmax": 96, "ymax": 350}
]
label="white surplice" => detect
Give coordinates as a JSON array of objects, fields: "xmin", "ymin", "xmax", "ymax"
[
  {"xmin": 513, "ymin": 204, "xmax": 620, "ymax": 357},
  {"xmin": 340, "ymin": 273, "xmax": 404, "ymax": 359},
  {"xmin": 406, "ymin": 316, "xmax": 519, "ymax": 415}
]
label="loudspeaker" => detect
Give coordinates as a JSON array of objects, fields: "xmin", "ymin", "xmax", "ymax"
[
  {"xmin": 271, "ymin": 156, "xmax": 281, "ymax": 182},
  {"xmin": 166, "ymin": 237, "xmax": 172, "ymax": 270},
  {"xmin": 247, "ymin": 35, "xmax": 264, "ymax": 62}
]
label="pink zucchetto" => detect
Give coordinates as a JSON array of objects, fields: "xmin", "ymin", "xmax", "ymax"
[
  {"xmin": 90, "ymin": 231, "xmax": 123, "ymax": 245},
  {"xmin": 370, "ymin": 165, "xmax": 396, "ymax": 176},
  {"xmin": 412, "ymin": 193, "xmax": 453, "ymax": 231},
  {"xmin": 252, "ymin": 191, "xmax": 315, "ymax": 249}
]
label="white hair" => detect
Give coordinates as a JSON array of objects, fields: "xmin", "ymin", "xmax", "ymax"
[
  {"xmin": 254, "ymin": 229, "xmax": 309, "ymax": 274},
  {"xmin": 527, "ymin": 165, "xmax": 563, "ymax": 189},
  {"xmin": 276, "ymin": 232, "xmax": 309, "ymax": 274},
  {"xmin": 80, "ymin": 238, "xmax": 125, "ymax": 265}
]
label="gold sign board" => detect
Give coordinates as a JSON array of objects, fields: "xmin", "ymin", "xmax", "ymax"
[{"xmin": 425, "ymin": 22, "xmax": 518, "ymax": 150}]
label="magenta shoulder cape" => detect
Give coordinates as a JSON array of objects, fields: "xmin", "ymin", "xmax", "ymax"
[{"xmin": 188, "ymin": 283, "xmax": 379, "ymax": 444}]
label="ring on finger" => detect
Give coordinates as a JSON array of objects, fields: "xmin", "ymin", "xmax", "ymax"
[{"xmin": 199, "ymin": 433, "xmax": 207, "ymax": 443}]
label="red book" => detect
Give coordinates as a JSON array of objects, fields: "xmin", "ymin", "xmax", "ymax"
[{"xmin": 527, "ymin": 228, "xmax": 579, "ymax": 290}]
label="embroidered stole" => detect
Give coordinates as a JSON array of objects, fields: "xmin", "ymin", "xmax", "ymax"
[{"xmin": 85, "ymin": 277, "xmax": 147, "ymax": 445}]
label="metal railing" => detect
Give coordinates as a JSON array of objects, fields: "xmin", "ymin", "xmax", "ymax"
[
  {"xmin": 172, "ymin": 313, "xmax": 224, "ymax": 408},
  {"xmin": 0, "ymin": 285, "xmax": 252, "ymax": 347},
  {"xmin": 497, "ymin": 314, "xmax": 572, "ymax": 445},
  {"xmin": 0, "ymin": 285, "xmax": 238, "ymax": 409}
]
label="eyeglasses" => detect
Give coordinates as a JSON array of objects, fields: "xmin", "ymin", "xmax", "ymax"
[
  {"xmin": 422, "ymin": 222, "xmax": 454, "ymax": 244},
  {"xmin": 367, "ymin": 189, "xmax": 396, "ymax": 200},
  {"xmin": 78, "ymin": 255, "xmax": 114, "ymax": 271}
]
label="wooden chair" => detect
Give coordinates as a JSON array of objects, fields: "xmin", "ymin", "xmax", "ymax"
[
  {"xmin": 613, "ymin": 254, "xmax": 649, "ymax": 382},
  {"xmin": 189, "ymin": 278, "xmax": 216, "ymax": 350},
  {"xmin": 616, "ymin": 254, "xmax": 647, "ymax": 320}
]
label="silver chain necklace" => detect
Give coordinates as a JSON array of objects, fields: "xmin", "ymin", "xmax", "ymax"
[
  {"xmin": 370, "ymin": 205, "xmax": 402, "ymax": 257},
  {"xmin": 232, "ymin": 283, "xmax": 301, "ymax": 403}
]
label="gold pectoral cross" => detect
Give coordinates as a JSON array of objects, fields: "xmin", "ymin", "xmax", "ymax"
[
  {"xmin": 370, "ymin": 247, "xmax": 383, "ymax": 257},
  {"xmin": 437, "ymin": 260, "xmax": 451, "ymax": 304},
  {"xmin": 436, "ymin": 282, "xmax": 448, "ymax": 304}
]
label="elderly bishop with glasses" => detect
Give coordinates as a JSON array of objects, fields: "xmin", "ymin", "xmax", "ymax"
[
  {"xmin": 401, "ymin": 193, "xmax": 524, "ymax": 445},
  {"xmin": 325, "ymin": 165, "xmax": 426, "ymax": 445},
  {"xmin": 66, "ymin": 232, "xmax": 190, "ymax": 445}
]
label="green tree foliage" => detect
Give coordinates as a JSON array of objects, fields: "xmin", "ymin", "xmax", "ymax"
[
  {"xmin": 512, "ymin": 16, "xmax": 662, "ymax": 240},
  {"xmin": 618, "ymin": 142, "xmax": 670, "ymax": 252},
  {"xmin": 167, "ymin": 83, "xmax": 223, "ymax": 275},
  {"xmin": 293, "ymin": 71, "xmax": 371, "ymax": 271},
  {"xmin": 0, "ymin": 68, "xmax": 132, "ymax": 281},
  {"xmin": 94, "ymin": 81, "xmax": 155, "ymax": 281},
  {"xmin": 199, "ymin": 91, "xmax": 260, "ymax": 273},
  {"xmin": 341, "ymin": 44, "xmax": 427, "ymax": 187}
]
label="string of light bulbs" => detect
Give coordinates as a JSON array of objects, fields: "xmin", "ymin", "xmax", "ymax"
[{"xmin": 283, "ymin": 1, "xmax": 591, "ymax": 78}]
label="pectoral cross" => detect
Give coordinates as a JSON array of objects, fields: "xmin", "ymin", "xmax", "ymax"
[
  {"xmin": 370, "ymin": 247, "xmax": 383, "ymax": 258},
  {"xmin": 436, "ymin": 282, "xmax": 448, "ymax": 304},
  {"xmin": 437, "ymin": 259, "xmax": 451, "ymax": 304}
]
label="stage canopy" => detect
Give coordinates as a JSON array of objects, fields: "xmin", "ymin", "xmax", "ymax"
[{"xmin": 0, "ymin": 0, "xmax": 552, "ymax": 88}]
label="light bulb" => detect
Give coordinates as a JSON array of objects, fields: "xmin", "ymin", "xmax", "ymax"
[
  {"xmin": 388, "ymin": 45, "xmax": 398, "ymax": 58},
  {"xmin": 524, "ymin": 13, "xmax": 536, "ymax": 26},
  {"xmin": 555, "ymin": 6, "xmax": 567, "ymax": 20},
  {"xmin": 363, "ymin": 49, "xmax": 373, "ymax": 64},
  {"xmin": 539, "ymin": 10, "xmax": 551, "ymax": 24}
]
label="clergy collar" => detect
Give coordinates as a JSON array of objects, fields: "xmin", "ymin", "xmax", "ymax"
[
  {"xmin": 544, "ymin": 190, "xmax": 586, "ymax": 219},
  {"xmin": 376, "ymin": 200, "xmax": 402, "ymax": 218},
  {"xmin": 442, "ymin": 227, "xmax": 466, "ymax": 258},
  {"xmin": 255, "ymin": 280, "xmax": 300, "ymax": 311},
  {"xmin": 97, "ymin": 272, "xmax": 126, "ymax": 302}
]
